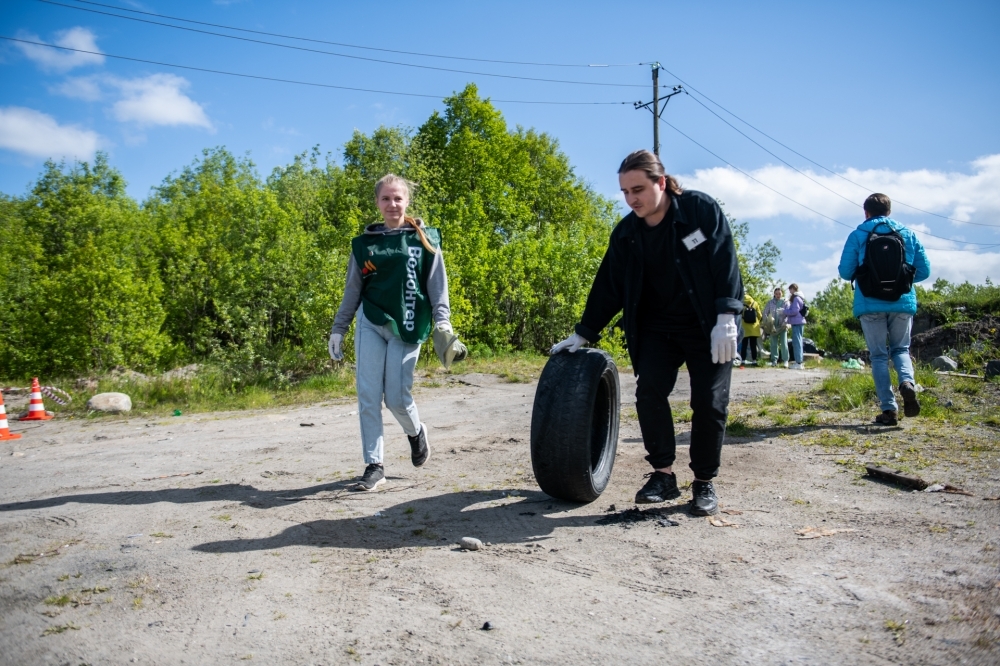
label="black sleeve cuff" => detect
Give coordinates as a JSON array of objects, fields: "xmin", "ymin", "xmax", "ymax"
[
  {"xmin": 715, "ymin": 297, "xmax": 744, "ymax": 314},
  {"xmin": 575, "ymin": 322, "xmax": 601, "ymax": 344}
]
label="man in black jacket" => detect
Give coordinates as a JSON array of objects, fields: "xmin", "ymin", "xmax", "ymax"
[{"xmin": 552, "ymin": 150, "xmax": 743, "ymax": 515}]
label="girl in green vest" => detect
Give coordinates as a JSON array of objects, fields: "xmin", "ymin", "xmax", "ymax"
[{"xmin": 329, "ymin": 174, "xmax": 462, "ymax": 491}]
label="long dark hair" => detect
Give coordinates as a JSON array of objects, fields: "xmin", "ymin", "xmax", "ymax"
[{"xmin": 618, "ymin": 149, "xmax": 683, "ymax": 195}]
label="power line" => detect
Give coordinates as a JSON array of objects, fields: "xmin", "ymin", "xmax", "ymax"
[
  {"xmin": 1, "ymin": 36, "xmax": 633, "ymax": 105},
  {"xmin": 58, "ymin": 0, "xmax": 643, "ymax": 69},
  {"xmin": 40, "ymin": 0, "xmax": 650, "ymax": 89},
  {"xmin": 659, "ymin": 118, "xmax": 1000, "ymax": 251},
  {"xmin": 658, "ymin": 64, "xmax": 1000, "ymax": 228},
  {"xmin": 685, "ymin": 92, "xmax": 864, "ymax": 210}
]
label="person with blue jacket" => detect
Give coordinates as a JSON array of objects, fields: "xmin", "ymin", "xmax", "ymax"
[{"xmin": 838, "ymin": 193, "xmax": 931, "ymax": 425}]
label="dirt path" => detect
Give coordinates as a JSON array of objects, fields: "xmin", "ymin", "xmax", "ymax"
[{"xmin": 1, "ymin": 367, "xmax": 997, "ymax": 665}]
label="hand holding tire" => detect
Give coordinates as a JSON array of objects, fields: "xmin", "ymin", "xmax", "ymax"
[{"xmin": 550, "ymin": 332, "xmax": 588, "ymax": 355}]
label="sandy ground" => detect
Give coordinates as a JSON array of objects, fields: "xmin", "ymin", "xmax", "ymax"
[{"xmin": 1, "ymin": 366, "xmax": 998, "ymax": 665}]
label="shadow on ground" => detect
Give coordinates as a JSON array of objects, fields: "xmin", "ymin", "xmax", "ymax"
[
  {"xmin": 0, "ymin": 479, "xmax": 381, "ymax": 512},
  {"xmin": 189, "ymin": 490, "xmax": 599, "ymax": 552}
]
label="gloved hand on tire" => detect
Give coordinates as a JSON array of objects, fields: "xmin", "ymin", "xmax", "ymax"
[
  {"xmin": 328, "ymin": 333, "xmax": 344, "ymax": 361},
  {"xmin": 710, "ymin": 314, "xmax": 738, "ymax": 364},
  {"xmin": 550, "ymin": 332, "xmax": 588, "ymax": 355}
]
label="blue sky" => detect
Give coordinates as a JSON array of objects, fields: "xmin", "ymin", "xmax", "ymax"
[{"xmin": 2, "ymin": 0, "xmax": 999, "ymax": 296}]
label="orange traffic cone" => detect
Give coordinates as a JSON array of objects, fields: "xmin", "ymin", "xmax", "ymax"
[
  {"xmin": 19, "ymin": 377, "xmax": 53, "ymax": 421},
  {"xmin": 0, "ymin": 390, "xmax": 22, "ymax": 440}
]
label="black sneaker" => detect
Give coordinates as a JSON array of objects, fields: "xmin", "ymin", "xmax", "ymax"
[
  {"xmin": 899, "ymin": 382, "xmax": 920, "ymax": 418},
  {"xmin": 690, "ymin": 480, "xmax": 719, "ymax": 516},
  {"xmin": 634, "ymin": 471, "xmax": 681, "ymax": 504},
  {"xmin": 874, "ymin": 409, "xmax": 898, "ymax": 426},
  {"xmin": 408, "ymin": 424, "xmax": 429, "ymax": 467},
  {"xmin": 352, "ymin": 463, "xmax": 385, "ymax": 492}
]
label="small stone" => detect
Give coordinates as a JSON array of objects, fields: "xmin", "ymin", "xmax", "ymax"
[
  {"xmin": 481, "ymin": 621, "xmax": 494, "ymax": 631},
  {"xmin": 86, "ymin": 392, "xmax": 132, "ymax": 413},
  {"xmin": 931, "ymin": 356, "xmax": 958, "ymax": 371},
  {"xmin": 606, "ymin": 504, "xmax": 616, "ymax": 513},
  {"xmin": 459, "ymin": 537, "xmax": 482, "ymax": 551},
  {"xmin": 657, "ymin": 518, "xmax": 680, "ymax": 527}
]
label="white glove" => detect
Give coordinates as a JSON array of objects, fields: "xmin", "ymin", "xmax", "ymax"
[
  {"xmin": 328, "ymin": 333, "xmax": 344, "ymax": 361},
  {"xmin": 710, "ymin": 314, "xmax": 738, "ymax": 364},
  {"xmin": 551, "ymin": 332, "xmax": 588, "ymax": 355}
]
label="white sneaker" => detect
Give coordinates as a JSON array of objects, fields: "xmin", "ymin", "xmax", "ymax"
[
  {"xmin": 782, "ymin": 361, "xmax": 789, "ymax": 369},
  {"xmin": 790, "ymin": 362, "xmax": 804, "ymax": 370}
]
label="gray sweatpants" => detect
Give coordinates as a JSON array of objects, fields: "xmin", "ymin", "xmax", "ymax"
[{"xmin": 354, "ymin": 310, "xmax": 422, "ymax": 465}]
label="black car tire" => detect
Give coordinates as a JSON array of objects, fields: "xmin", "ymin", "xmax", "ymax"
[{"xmin": 530, "ymin": 349, "xmax": 620, "ymax": 503}]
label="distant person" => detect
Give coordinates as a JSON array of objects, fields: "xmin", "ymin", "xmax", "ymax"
[
  {"xmin": 762, "ymin": 286, "xmax": 790, "ymax": 368},
  {"xmin": 329, "ymin": 174, "xmax": 466, "ymax": 491},
  {"xmin": 838, "ymin": 193, "xmax": 930, "ymax": 425},
  {"xmin": 740, "ymin": 293, "xmax": 762, "ymax": 366},
  {"xmin": 551, "ymin": 149, "xmax": 744, "ymax": 516},
  {"xmin": 783, "ymin": 283, "xmax": 807, "ymax": 369}
]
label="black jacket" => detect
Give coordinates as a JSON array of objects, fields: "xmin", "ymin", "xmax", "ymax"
[{"xmin": 575, "ymin": 190, "xmax": 744, "ymax": 364}]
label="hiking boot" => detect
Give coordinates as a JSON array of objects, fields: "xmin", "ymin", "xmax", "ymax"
[
  {"xmin": 352, "ymin": 463, "xmax": 385, "ymax": 492},
  {"xmin": 408, "ymin": 423, "xmax": 430, "ymax": 467},
  {"xmin": 873, "ymin": 410, "xmax": 898, "ymax": 426},
  {"xmin": 634, "ymin": 471, "xmax": 680, "ymax": 504},
  {"xmin": 899, "ymin": 382, "xmax": 920, "ymax": 418},
  {"xmin": 690, "ymin": 480, "xmax": 719, "ymax": 516}
]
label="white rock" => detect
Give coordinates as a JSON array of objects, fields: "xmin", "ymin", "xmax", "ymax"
[
  {"xmin": 931, "ymin": 356, "xmax": 958, "ymax": 371},
  {"xmin": 87, "ymin": 392, "xmax": 132, "ymax": 413},
  {"xmin": 459, "ymin": 537, "xmax": 483, "ymax": 551}
]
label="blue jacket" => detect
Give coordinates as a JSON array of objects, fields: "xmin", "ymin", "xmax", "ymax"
[{"xmin": 837, "ymin": 217, "xmax": 931, "ymax": 317}]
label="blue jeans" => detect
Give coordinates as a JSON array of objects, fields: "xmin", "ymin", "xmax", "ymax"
[
  {"xmin": 354, "ymin": 310, "xmax": 422, "ymax": 464},
  {"xmin": 860, "ymin": 312, "xmax": 915, "ymax": 412},
  {"xmin": 769, "ymin": 329, "xmax": 788, "ymax": 363},
  {"xmin": 790, "ymin": 324, "xmax": 804, "ymax": 364}
]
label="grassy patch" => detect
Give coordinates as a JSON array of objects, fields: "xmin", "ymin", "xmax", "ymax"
[
  {"xmin": 12, "ymin": 351, "xmax": 556, "ymax": 418},
  {"xmin": 727, "ymin": 416, "xmax": 753, "ymax": 437},
  {"xmin": 44, "ymin": 595, "xmax": 74, "ymax": 607},
  {"xmin": 820, "ymin": 371, "xmax": 877, "ymax": 412},
  {"xmin": 41, "ymin": 623, "xmax": 79, "ymax": 636}
]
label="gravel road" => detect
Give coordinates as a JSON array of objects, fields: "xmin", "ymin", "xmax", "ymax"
[{"xmin": 1, "ymin": 366, "xmax": 997, "ymax": 665}]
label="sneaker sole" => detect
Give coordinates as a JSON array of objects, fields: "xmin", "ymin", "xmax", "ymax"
[
  {"xmin": 899, "ymin": 385, "xmax": 920, "ymax": 418},
  {"xmin": 634, "ymin": 489, "xmax": 682, "ymax": 504},
  {"xmin": 351, "ymin": 477, "xmax": 386, "ymax": 492}
]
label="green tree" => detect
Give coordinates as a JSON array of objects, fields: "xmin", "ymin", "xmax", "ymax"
[{"xmin": 0, "ymin": 156, "xmax": 166, "ymax": 377}]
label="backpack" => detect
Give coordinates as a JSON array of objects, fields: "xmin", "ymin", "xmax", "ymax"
[
  {"xmin": 853, "ymin": 224, "xmax": 916, "ymax": 302},
  {"xmin": 742, "ymin": 306, "xmax": 757, "ymax": 324},
  {"xmin": 797, "ymin": 297, "xmax": 809, "ymax": 319}
]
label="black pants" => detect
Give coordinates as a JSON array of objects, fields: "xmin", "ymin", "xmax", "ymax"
[
  {"xmin": 740, "ymin": 336, "xmax": 759, "ymax": 362},
  {"xmin": 633, "ymin": 328, "xmax": 733, "ymax": 480}
]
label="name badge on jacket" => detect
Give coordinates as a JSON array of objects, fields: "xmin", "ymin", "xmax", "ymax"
[{"xmin": 682, "ymin": 229, "xmax": 707, "ymax": 251}]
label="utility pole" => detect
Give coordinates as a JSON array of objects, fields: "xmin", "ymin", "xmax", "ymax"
[
  {"xmin": 634, "ymin": 62, "xmax": 684, "ymax": 158},
  {"xmin": 651, "ymin": 64, "xmax": 659, "ymax": 156}
]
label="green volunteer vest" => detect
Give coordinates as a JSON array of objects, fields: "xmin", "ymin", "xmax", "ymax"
[{"xmin": 351, "ymin": 227, "xmax": 441, "ymax": 344}]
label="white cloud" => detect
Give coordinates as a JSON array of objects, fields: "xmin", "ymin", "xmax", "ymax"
[
  {"xmin": 0, "ymin": 106, "xmax": 101, "ymax": 160},
  {"xmin": 50, "ymin": 75, "xmax": 103, "ymax": 101},
  {"xmin": 109, "ymin": 74, "xmax": 212, "ymax": 129},
  {"xmin": 15, "ymin": 27, "xmax": 104, "ymax": 72},
  {"xmin": 678, "ymin": 156, "xmax": 1000, "ymax": 227}
]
